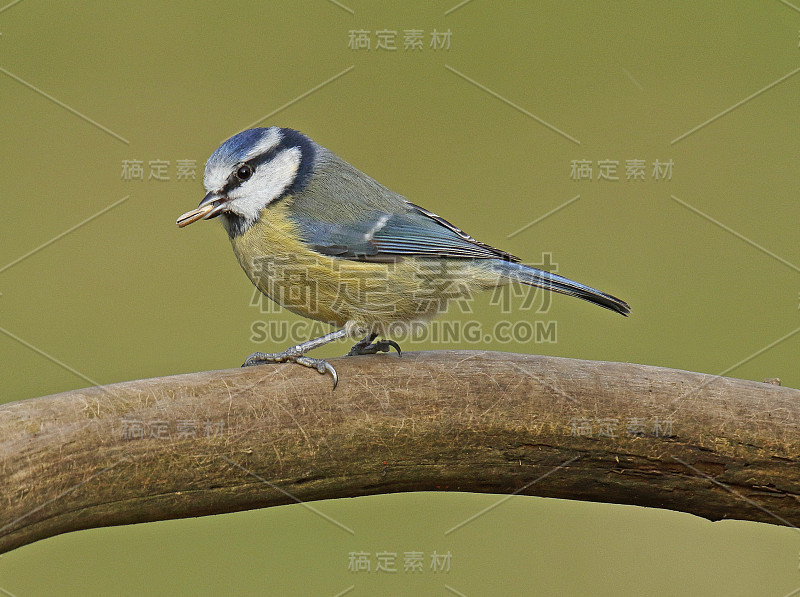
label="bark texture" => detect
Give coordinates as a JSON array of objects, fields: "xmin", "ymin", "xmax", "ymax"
[{"xmin": 2, "ymin": 350, "xmax": 799, "ymax": 554}]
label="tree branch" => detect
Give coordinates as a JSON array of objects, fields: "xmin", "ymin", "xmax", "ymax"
[{"xmin": 2, "ymin": 350, "xmax": 799, "ymax": 554}]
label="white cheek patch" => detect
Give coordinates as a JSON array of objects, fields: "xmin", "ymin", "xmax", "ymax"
[{"xmin": 227, "ymin": 147, "xmax": 302, "ymax": 224}]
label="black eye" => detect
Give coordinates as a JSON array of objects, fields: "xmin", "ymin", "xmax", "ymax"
[{"xmin": 235, "ymin": 164, "xmax": 253, "ymax": 181}]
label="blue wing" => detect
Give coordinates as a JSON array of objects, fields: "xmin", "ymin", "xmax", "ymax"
[
  {"xmin": 285, "ymin": 148, "xmax": 518, "ymax": 262},
  {"xmin": 282, "ymin": 150, "xmax": 630, "ymax": 315},
  {"xmin": 290, "ymin": 201, "xmax": 519, "ymax": 262}
]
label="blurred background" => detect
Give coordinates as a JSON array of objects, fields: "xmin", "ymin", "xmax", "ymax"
[{"xmin": 1, "ymin": 1, "xmax": 799, "ymax": 595}]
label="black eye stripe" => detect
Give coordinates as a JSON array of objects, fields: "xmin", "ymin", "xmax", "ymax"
[
  {"xmin": 221, "ymin": 147, "xmax": 279, "ymax": 194},
  {"xmin": 218, "ymin": 129, "xmax": 316, "ymax": 198},
  {"xmin": 219, "ymin": 177, "xmax": 240, "ymax": 196}
]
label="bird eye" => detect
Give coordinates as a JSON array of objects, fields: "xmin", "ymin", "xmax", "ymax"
[{"xmin": 235, "ymin": 164, "xmax": 253, "ymax": 181}]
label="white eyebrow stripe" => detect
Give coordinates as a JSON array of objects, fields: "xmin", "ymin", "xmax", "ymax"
[
  {"xmin": 241, "ymin": 128, "xmax": 282, "ymax": 162},
  {"xmin": 203, "ymin": 128, "xmax": 284, "ymax": 192},
  {"xmin": 363, "ymin": 213, "xmax": 391, "ymax": 241}
]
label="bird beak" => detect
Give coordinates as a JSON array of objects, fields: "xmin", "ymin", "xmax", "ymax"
[{"xmin": 176, "ymin": 192, "xmax": 230, "ymax": 228}]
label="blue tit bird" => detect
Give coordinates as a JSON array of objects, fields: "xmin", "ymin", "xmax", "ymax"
[{"xmin": 178, "ymin": 127, "xmax": 630, "ymax": 387}]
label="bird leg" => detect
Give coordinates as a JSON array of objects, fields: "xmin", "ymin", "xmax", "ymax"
[
  {"xmin": 346, "ymin": 332, "xmax": 402, "ymax": 357},
  {"xmin": 242, "ymin": 328, "xmax": 349, "ymax": 388}
]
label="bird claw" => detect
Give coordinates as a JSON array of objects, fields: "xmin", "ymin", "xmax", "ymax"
[
  {"xmin": 242, "ymin": 352, "xmax": 273, "ymax": 367},
  {"xmin": 346, "ymin": 338, "xmax": 402, "ymax": 357},
  {"xmin": 296, "ymin": 356, "xmax": 339, "ymax": 389},
  {"xmin": 242, "ymin": 351, "xmax": 338, "ymax": 389}
]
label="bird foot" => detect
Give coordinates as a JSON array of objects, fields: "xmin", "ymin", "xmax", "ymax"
[
  {"xmin": 242, "ymin": 350, "xmax": 338, "ymax": 389},
  {"xmin": 345, "ymin": 338, "xmax": 402, "ymax": 357}
]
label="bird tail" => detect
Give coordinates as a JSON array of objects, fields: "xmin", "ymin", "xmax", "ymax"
[{"xmin": 494, "ymin": 260, "xmax": 630, "ymax": 316}]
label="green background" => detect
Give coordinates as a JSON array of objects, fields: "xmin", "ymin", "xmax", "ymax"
[{"xmin": 2, "ymin": 1, "xmax": 799, "ymax": 595}]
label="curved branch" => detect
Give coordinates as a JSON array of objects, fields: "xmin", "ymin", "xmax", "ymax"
[{"xmin": 1, "ymin": 351, "xmax": 799, "ymax": 554}]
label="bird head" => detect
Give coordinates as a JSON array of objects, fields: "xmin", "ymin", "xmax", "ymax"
[{"xmin": 177, "ymin": 127, "xmax": 316, "ymax": 233}]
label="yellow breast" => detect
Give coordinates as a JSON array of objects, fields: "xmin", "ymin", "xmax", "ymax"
[{"xmin": 230, "ymin": 201, "xmax": 504, "ymax": 333}]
